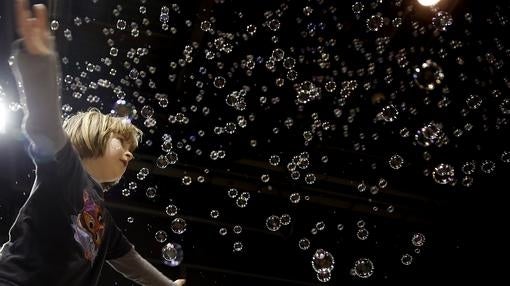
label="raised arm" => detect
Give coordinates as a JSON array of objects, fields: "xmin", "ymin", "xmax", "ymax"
[{"xmin": 11, "ymin": 0, "xmax": 67, "ymax": 158}]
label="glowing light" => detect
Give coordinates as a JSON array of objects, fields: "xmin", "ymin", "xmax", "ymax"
[
  {"xmin": 417, "ymin": 0, "xmax": 440, "ymax": 6},
  {"xmin": 0, "ymin": 101, "xmax": 8, "ymax": 133}
]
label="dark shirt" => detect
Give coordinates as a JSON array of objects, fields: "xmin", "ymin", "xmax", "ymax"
[{"xmin": 0, "ymin": 140, "xmax": 133, "ymax": 286}]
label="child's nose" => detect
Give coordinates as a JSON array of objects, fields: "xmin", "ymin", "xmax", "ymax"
[{"xmin": 125, "ymin": 151, "xmax": 134, "ymax": 161}]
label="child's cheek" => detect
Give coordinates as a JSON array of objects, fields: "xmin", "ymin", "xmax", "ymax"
[{"xmin": 111, "ymin": 140, "xmax": 123, "ymax": 151}]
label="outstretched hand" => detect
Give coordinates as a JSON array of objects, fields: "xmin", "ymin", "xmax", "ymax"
[
  {"xmin": 174, "ymin": 279, "xmax": 186, "ymax": 286},
  {"xmin": 15, "ymin": 0, "xmax": 53, "ymax": 55}
]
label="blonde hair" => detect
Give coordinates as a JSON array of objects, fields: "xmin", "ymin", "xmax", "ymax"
[{"xmin": 63, "ymin": 107, "xmax": 143, "ymax": 159}]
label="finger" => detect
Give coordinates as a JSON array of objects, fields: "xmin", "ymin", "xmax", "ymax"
[
  {"xmin": 15, "ymin": 0, "xmax": 31, "ymax": 36},
  {"xmin": 33, "ymin": 4, "xmax": 49, "ymax": 33},
  {"xmin": 23, "ymin": 18, "xmax": 37, "ymax": 52}
]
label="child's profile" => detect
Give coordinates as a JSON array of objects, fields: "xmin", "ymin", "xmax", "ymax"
[{"xmin": 0, "ymin": 0, "xmax": 186, "ymax": 285}]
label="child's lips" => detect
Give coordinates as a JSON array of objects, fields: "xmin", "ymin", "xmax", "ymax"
[{"xmin": 120, "ymin": 160, "xmax": 128, "ymax": 167}]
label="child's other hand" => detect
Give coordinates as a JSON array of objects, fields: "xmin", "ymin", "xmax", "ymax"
[
  {"xmin": 15, "ymin": 0, "xmax": 53, "ymax": 56},
  {"xmin": 174, "ymin": 279, "xmax": 186, "ymax": 286}
]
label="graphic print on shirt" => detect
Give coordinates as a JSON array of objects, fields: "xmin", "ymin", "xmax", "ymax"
[{"xmin": 70, "ymin": 188, "xmax": 105, "ymax": 265}]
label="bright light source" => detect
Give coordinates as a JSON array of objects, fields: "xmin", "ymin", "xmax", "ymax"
[
  {"xmin": 0, "ymin": 101, "xmax": 8, "ymax": 133},
  {"xmin": 417, "ymin": 0, "xmax": 441, "ymax": 6}
]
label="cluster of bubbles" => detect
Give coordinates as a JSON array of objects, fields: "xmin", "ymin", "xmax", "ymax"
[
  {"xmin": 265, "ymin": 213, "xmax": 292, "ymax": 232},
  {"xmin": 377, "ymin": 104, "xmax": 399, "ymax": 122},
  {"xmin": 283, "ymin": 152, "xmax": 316, "ymax": 184},
  {"xmin": 225, "ymin": 89, "xmax": 248, "ymax": 111},
  {"xmin": 311, "ymin": 249, "xmax": 335, "ymax": 282},
  {"xmin": 30, "ymin": 0, "xmax": 509, "ymax": 283},
  {"xmin": 399, "ymin": 232, "xmax": 427, "ymax": 266},
  {"xmin": 296, "ymin": 81, "xmax": 321, "ymax": 104},
  {"xmin": 356, "ymin": 179, "xmax": 387, "ymax": 196},
  {"xmin": 137, "ymin": 167, "xmax": 150, "ymax": 180},
  {"xmin": 155, "ymin": 135, "xmax": 179, "ymax": 169},
  {"xmin": 355, "ymin": 219, "xmax": 370, "ymax": 241},
  {"xmin": 432, "ymin": 11, "xmax": 453, "ymax": 31},
  {"xmin": 227, "ymin": 188, "xmax": 251, "ymax": 208},
  {"xmin": 415, "ymin": 121, "xmax": 449, "ymax": 148},
  {"xmin": 310, "ymin": 221, "xmax": 327, "ymax": 236}
]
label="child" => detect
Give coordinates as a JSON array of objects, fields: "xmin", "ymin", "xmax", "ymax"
[{"xmin": 0, "ymin": 1, "xmax": 186, "ymax": 285}]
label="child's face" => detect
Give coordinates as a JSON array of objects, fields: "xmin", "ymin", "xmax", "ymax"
[{"xmin": 91, "ymin": 133, "xmax": 135, "ymax": 183}]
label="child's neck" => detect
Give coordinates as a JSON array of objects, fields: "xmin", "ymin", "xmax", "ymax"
[{"xmin": 81, "ymin": 158, "xmax": 106, "ymax": 183}]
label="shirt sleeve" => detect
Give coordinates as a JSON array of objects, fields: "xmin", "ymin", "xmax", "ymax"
[
  {"xmin": 107, "ymin": 246, "xmax": 177, "ymax": 286},
  {"xmin": 10, "ymin": 38, "xmax": 67, "ymax": 159},
  {"xmin": 105, "ymin": 217, "xmax": 134, "ymax": 261}
]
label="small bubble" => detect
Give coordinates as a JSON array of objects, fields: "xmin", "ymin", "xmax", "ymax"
[
  {"xmin": 166, "ymin": 204, "xmax": 178, "ymax": 216},
  {"xmin": 298, "ymin": 238, "xmax": 310, "ymax": 250},
  {"xmin": 145, "ymin": 187, "xmax": 157, "ymax": 199},
  {"xmin": 233, "ymin": 241, "xmax": 243, "ymax": 252},
  {"xmin": 411, "ymin": 233, "xmax": 426, "ymax": 247},
  {"xmin": 378, "ymin": 104, "xmax": 399, "ymax": 122},
  {"xmin": 280, "ymin": 214, "xmax": 292, "ymax": 225},
  {"xmin": 200, "ymin": 20, "xmax": 212, "ymax": 31},
  {"xmin": 228, "ymin": 188, "xmax": 238, "ymax": 198},
  {"xmin": 50, "ymin": 20, "xmax": 59, "ymax": 31},
  {"xmin": 501, "ymin": 151, "xmax": 510, "ymax": 163},
  {"xmin": 354, "ymin": 258, "xmax": 374, "ymax": 278},
  {"xmin": 304, "ymin": 173, "xmax": 316, "ymax": 184},
  {"xmin": 316, "ymin": 271, "xmax": 331, "ymax": 282},
  {"xmin": 269, "ymin": 155, "xmax": 281, "ymax": 166},
  {"xmin": 432, "ymin": 163, "xmax": 455, "ymax": 184},
  {"xmin": 389, "ymin": 154, "xmax": 404, "ymax": 170},
  {"xmin": 352, "ymin": 2, "xmax": 364, "ymax": 14},
  {"xmin": 116, "ymin": 19, "xmax": 127, "ymax": 30},
  {"xmin": 233, "ymin": 225, "xmax": 242, "ymax": 234},
  {"xmin": 213, "ymin": 76, "xmax": 226, "ymax": 88},
  {"xmin": 266, "ymin": 215, "xmax": 281, "ymax": 231},
  {"xmin": 210, "ymin": 209, "xmax": 220, "ymax": 219},
  {"xmin": 290, "ymin": 193, "xmax": 301, "ymax": 203},
  {"xmin": 316, "ymin": 221, "xmax": 325, "ymax": 231},
  {"xmin": 161, "ymin": 242, "xmax": 183, "ymax": 266},
  {"xmin": 155, "ymin": 230, "xmax": 168, "ymax": 243},
  {"xmin": 356, "ymin": 228, "xmax": 369, "ymax": 240},
  {"xmin": 311, "ymin": 249, "xmax": 335, "ymax": 273},
  {"xmin": 413, "ymin": 60, "xmax": 444, "ymax": 90},
  {"xmin": 366, "ymin": 15, "xmax": 384, "ymax": 32},
  {"xmin": 236, "ymin": 197, "xmax": 248, "ymax": 208},
  {"xmin": 401, "ymin": 253, "xmax": 413, "ymax": 265},
  {"xmin": 182, "ymin": 176, "xmax": 192, "ymax": 185},
  {"xmin": 171, "ymin": 218, "xmax": 187, "ymax": 234}
]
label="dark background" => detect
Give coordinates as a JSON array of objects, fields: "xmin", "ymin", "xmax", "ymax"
[{"xmin": 1, "ymin": 0, "xmax": 508, "ymax": 284}]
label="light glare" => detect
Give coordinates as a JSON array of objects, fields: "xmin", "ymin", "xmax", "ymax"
[{"xmin": 417, "ymin": 0, "xmax": 441, "ymax": 6}]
